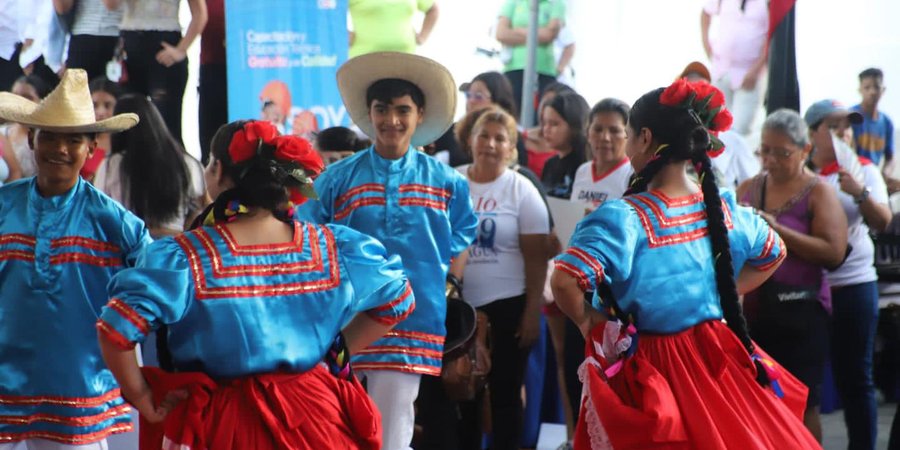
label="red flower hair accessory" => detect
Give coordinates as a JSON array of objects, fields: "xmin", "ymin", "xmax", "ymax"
[
  {"xmin": 659, "ymin": 79, "xmax": 734, "ymax": 157},
  {"xmin": 228, "ymin": 121, "xmax": 280, "ymax": 164},
  {"xmin": 271, "ymin": 135, "xmax": 325, "ymax": 205}
]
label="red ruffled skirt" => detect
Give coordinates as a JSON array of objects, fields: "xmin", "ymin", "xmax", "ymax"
[
  {"xmin": 574, "ymin": 320, "xmax": 821, "ymax": 450},
  {"xmin": 139, "ymin": 365, "xmax": 381, "ymax": 450}
]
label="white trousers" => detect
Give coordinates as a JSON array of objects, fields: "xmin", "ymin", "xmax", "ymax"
[
  {"xmin": 714, "ymin": 73, "xmax": 767, "ymax": 137},
  {"xmin": 359, "ymin": 370, "xmax": 422, "ymax": 450},
  {"xmin": 0, "ymin": 439, "xmax": 108, "ymax": 450}
]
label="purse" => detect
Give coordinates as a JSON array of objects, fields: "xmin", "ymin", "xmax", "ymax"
[{"xmin": 441, "ymin": 275, "xmax": 491, "ymax": 402}]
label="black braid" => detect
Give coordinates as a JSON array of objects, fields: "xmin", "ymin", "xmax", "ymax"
[
  {"xmin": 692, "ymin": 149, "xmax": 769, "ymax": 386},
  {"xmin": 624, "ymin": 145, "xmax": 673, "ymax": 196},
  {"xmin": 628, "ymin": 88, "xmax": 770, "ymax": 386}
]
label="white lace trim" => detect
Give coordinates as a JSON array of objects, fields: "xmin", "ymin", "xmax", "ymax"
[{"xmin": 578, "ymin": 356, "xmax": 614, "ymax": 450}]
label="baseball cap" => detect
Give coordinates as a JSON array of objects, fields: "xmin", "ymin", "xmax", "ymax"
[
  {"xmin": 678, "ymin": 61, "xmax": 711, "ymax": 83},
  {"xmin": 803, "ymin": 100, "xmax": 863, "ymax": 128}
]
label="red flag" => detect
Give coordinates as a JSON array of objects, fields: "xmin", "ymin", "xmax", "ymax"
[{"xmin": 768, "ymin": 0, "xmax": 797, "ymax": 40}]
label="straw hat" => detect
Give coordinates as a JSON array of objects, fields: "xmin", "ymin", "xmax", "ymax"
[
  {"xmin": 0, "ymin": 69, "xmax": 138, "ymax": 133},
  {"xmin": 337, "ymin": 52, "xmax": 456, "ymax": 147}
]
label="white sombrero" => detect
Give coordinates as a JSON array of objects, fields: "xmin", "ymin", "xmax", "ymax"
[
  {"xmin": 337, "ymin": 52, "xmax": 456, "ymax": 147},
  {"xmin": 0, "ymin": 69, "xmax": 138, "ymax": 133}
]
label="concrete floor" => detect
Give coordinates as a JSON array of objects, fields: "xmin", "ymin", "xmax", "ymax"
[{"xmin": 822, "ymin": 404, "xmax": 896, "ymax": 450}]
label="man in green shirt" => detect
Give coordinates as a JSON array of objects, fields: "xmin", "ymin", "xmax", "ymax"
[{"xmin": 495, "ymin": 0, "xmax": 566, "ymax": 123}]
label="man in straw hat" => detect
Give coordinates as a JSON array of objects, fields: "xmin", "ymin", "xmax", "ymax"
[
  {"xmin": 297, "ymin": 52, "xmax": 477, "ymax": 450},
  {"xmin": 0, "ymin": 69, "xmax": 150, "ymax": 449}
]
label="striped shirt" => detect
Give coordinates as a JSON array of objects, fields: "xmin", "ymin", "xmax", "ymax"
[{"xmin": 72, "ymin": 0, "xmax": 123, "ymax": 37}]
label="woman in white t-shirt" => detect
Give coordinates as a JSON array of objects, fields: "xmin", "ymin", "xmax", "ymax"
[
  {"xmin": 94, "ymin": 94, "xmax": 207, "ymax": 238},
  {"xmin": 806, "ymin": 105, "xmax": 893, "ymax": 448},
  {"xmin": 570, "ymin": 98, "xmax": 634, "ymax": 214},
  {"xmin": 456, "ymin": 108, "xmax": 550, "ymax": 449}
]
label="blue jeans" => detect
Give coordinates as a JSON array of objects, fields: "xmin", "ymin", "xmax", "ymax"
[{"xmin": 831, "ymin": 281, "xmax": 880, "ymax": 450}]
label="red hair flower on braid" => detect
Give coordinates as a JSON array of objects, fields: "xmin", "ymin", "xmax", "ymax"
[
  {"xmin": 659, "ymin": 79, "xmax": 733, "ymax": 157},
  {"xmin": 272, "ymin": 135, "xmax": 325, "ymax": 176},
  {"xmin": 228, "ymin": 121, "xmax": 280, "ymax": 164},
  {"xmin": 271, "ymin": 135, "xmax": 325, "ymax": 206}
]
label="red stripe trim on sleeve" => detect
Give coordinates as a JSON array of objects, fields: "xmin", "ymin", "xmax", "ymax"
[
  {"xmin": 107, "ymin": 298, "xmax": 151, "ymax": 334},
  {"xmin": 373, "ymin": 282, "xmax": 413, "ymax": 313},
  {"xmin": 96, "ymin": 321, "xmax": 135, "ymax": 350},
  {"xmin": 554, "ymin": 260, "xmax": 591, "ymax": 292}
]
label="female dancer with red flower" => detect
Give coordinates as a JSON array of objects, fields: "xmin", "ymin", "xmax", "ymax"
[
  {"xmin": 96, "ymin": 120, "xmax": 414, "ymax": 449},
  {"xmin": 551, "ymin": 80, "xmax": 821, "ymax": 449}
]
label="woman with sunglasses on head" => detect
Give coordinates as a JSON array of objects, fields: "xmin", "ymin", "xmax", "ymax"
[
  {"xmin": 553, "ymin": 81, "xmax": 821, "ymax": 449},
  {"xmin": 737, "ymin": 109, "xmax": 848, "ymax": 443},
  {"xmin": 433, "ymin": 71, "xmax": 527, "ymax": 168}
]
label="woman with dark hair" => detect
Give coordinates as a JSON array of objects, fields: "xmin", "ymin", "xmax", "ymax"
[
  {"xmin": 551, "ymin": 80, "xmax": 819, "ymax": 449},
  {"xmin": 94, "ymin": 94, "xmax": 207, "ymax": 238},
  {"xmin": 524, "ymin": 81, "xmax": 574, "ymax": 177},
  {"xmin": 433, "ymin": 71, "xmax": 526, "ymax": 167},
  {"xmin": 81, "ymin": 76, "xmax": 123, "ymax": 182},
  {"xmin": 540, "ymin": 91, "xmax": 589, "ymax": 198},
  {"xmin": 570, "ymin": 98, "xmax": 633, "ymax": 212},
  {"xmin": 314, "ymin": 126, "xmax": 371, "ymax": 165},
  {"xmin": 97, "ymin": 120, "xmax": 413, "ymax": 449}
]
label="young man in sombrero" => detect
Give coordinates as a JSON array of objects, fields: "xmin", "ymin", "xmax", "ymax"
[
  {"xmin": 0, "ymin": 69, "xmax": 150, "ymax": 449},
  {"xmin": 297, "ymin": 52, "xmax": 478, "ymax": 450}
]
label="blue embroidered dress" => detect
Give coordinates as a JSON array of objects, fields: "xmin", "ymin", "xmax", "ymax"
[
  {"xmin": 97, "ymin": 221, "xmax": 414, "ymax": 379},
  {"xmin": 555, "ymin": 190, "xmax": 784, "ymax": 330},
  {"xmin": 297, "ymin": 146, "xmax": 477, "ymax": 376},
  {"xmin": 0, "ymin": 177, "xmax": 151, "ymax": 445},
  {"xmin": 553, "ymin": 190, "xmax": 823, "ymax": 450}
]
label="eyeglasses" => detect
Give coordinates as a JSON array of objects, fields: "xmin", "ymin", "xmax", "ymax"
[
  {"xmin": 465, "ymin": 91, "xmax": 491, "ymax": 102},
  {"xmin": 756, "ymin": 146, "xmax": 800, "ymax": 160}
]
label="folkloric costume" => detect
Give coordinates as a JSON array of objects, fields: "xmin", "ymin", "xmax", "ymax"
[
  {"xmin": 298, "ymin": 53, "xmax": 478, "ymax": 377},
  {"xmin": 554, "ymin": 80, "xmax": 821, "ymax": 449},
  {"xmin": 296, "ymin": 52, "xmax": 477, "ymax": 450},
  {"xmin": 97, "ymin": 122, "xmax": 413, "ymax": 450},
  {"xmin": 0, "ymin": 70, "xmax": 148, "ymax": 445}
]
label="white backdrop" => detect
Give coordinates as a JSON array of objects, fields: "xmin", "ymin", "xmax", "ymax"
[{"xmin": 180, "ymin": 0, "xmax": 900, "ymax": 159}]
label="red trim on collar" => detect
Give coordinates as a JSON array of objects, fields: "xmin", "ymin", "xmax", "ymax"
[
  {"xmin": 592, "ymin": 158, "xmax": 630, "ymax": 183},
  {"xmin": 819, "ymin": 161, "xmax": 840, "ymax": 176}
]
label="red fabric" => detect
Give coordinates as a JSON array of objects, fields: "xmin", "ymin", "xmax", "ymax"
[
  {"xmin": 80, "ymin": 148, "xmax": 106, "ymax": 181},
  {"xmin": 139, "ymin": 366, "xmax": 381, "ymax": 450},
  {"xmin": 574, "ymin": 320, "xmax": 820, "ymax": 450},
  {"xmin": 526, "ymin": 149, "xmax": 556, "ymax": 179},
  {"xmin": 768, "ymin": 0, "xmax": 797, "ymax": 41},
  {"xmin": 200, "ymin": 0, "xmax": 225, "ymax": 65}
]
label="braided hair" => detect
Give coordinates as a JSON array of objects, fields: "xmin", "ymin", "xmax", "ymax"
[{"xmin": 627, "ymin": 88, "xmax": 768, "ymax": 386}]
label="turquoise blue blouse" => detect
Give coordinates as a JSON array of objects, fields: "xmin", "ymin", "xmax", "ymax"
[
  {"xmin": 297, "ymin": 146, "xmax": 478, "ymax": 376},
  {"xmin": 0, "ymin": 177, "xmax": 151, "ymax": 444},
  {"xmin": 554, "ymin": 190, "xmax": 785, "ymax": 334}
]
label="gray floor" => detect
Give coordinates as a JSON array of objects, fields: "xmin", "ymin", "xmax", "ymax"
[{"xmin": 822, "ymin": 404, "xmax": 896, "ymax": 450}]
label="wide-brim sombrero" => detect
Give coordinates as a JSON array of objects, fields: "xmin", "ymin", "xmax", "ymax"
[
  {"xmin": 337, "ymin": 52, "xmax": 456, "ymax": 147},
  {"xmin": 0, "ymin": 69, "xmax": 138, "ymax": 133}
]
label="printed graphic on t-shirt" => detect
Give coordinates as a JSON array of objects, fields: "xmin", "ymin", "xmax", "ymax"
[{"xmin": 470, "ymin": 195, "xmax": 499, "ymax": 263}]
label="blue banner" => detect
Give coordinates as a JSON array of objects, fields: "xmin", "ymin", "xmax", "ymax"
[{"xmin": 225, "ymin": 0, "xmax": 348, "ymax": 136}]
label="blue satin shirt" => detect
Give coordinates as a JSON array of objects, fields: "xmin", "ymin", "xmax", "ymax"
[
  {"xmin": 297, "ymin": 147, "xmax": 477, "ymax": 376},
  {"xmin": 0, "ymin": 177, "xmax": 151, "ymax": 444},
  {"xmin": 98, "ymin": 222, "xmax": 414, "ymax": 379},
  {"xmin": 554, "ymin": 190, "xmax": 785, "ymax": 334}
]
